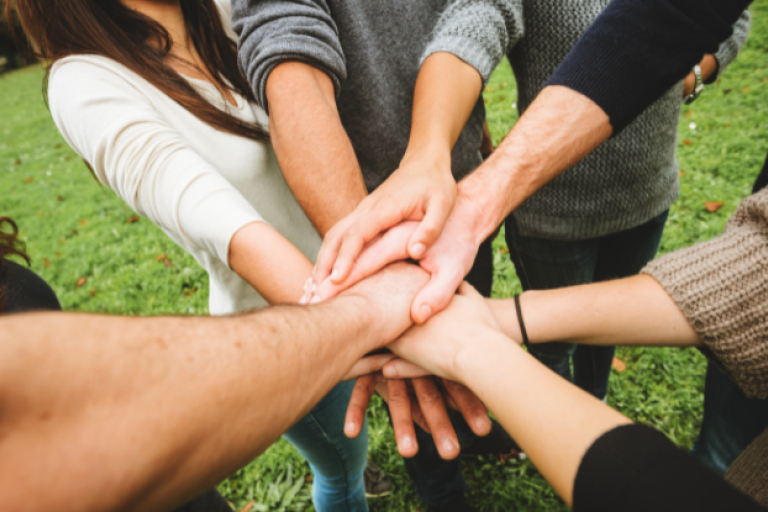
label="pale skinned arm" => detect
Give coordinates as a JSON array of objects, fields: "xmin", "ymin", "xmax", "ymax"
[
  {"xmin": 377, "ymin": 274, "xmax": 701, "ymax": 380},
  {"xmin": 312, "ymin": 52, "xmax": 482, "ymax": 286},
  {"xmin": 0, "ymin": 263, "xmax": 425, "ymax": 512},
  {"xmin": 387, "ymin": 283, "xmax": 632, "ymax": 506}
]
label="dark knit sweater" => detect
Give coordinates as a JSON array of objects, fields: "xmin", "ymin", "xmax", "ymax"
[
  {"xmin": 425, "ymin": 0, "xmax": 749, "ymax": 240},
  {"xmin": 231, "ymin": 0, "xmax": 523, "ymax": 193}
]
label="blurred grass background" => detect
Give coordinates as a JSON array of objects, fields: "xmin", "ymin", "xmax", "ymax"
[{"xmin": 1, "ymin": 2, "xmax": 767, "ymax": 510}]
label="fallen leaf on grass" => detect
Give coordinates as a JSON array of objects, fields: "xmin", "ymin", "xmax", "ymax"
[
  {"xmin": 42, "ymin": 258, "xmax": 51, "ymax": 267},
  {"xmin": 54, "ymin": 144, "xmax": 62, "ymax": 149},
  {"xmin": 71, "ymin": 229, "xmax": 78, "ymax": 235},
  {"xmin": 499, "ymin": 247, "xmax": 509, "ymax": 254},
  {"xmin": 36, "ymin": 211, "xmax": 44, "ymax": 216},
  {"xmin": 682, "ymin": 140, "xmax": 693, "ymax": 146},
  {"xmin": 156, "ymin": 253, "xmax": 175, "ymax": 267},
  {"xmin": 57, "ymin": 195, "xmax": 64, "ymax": 201},
  {"xmin": 499, "ymin": 96, "xmax": 505, "ymax": 102},
  {"xmin": 55, "ymin": 252, "xmax": 61, "ymax": 258},
  {"xmin": 15, "ymin": 159, "xmax": 21, "ymax": 165},
  {"xmin": 742, "ymin": 87, "xmax": 750, "ymax": 93},
  {"xmin": 725, "ymin": 123, "xmax": 732, "ymax": 128},
  {"xmin": 59, "ymin": 238, "xmax": 66, "ymax": 244},
  {"xmin": 679, "ymin": 171, "xmax": 685, "ymax": 177},
  {"xmin": 126, "ymin": 215, "xmax": 140, "ymax": 223},
  {"xmin": 183, "ymin": 287, "xmax": 198, "ymax": 297},
  {"xmin": 79, "ymin": 219, "xmax": 89, "ymax": 226},
  {"xmin": 723, "ymin": 89, "xmax": 732, "ymax": 95},
  {"xmin": 684, "ymin": 110, "xmax": 695, "ymax": 117},
  {"xmin": 612, "ymin": 357, "xmax": 627, "ymax": 373},
  {"xmin": 237, "ymin": 502, "xmax": 255, "ymax": 512},
  {"xmin": 704, "ymin": 201, "xmax": 724, "ymax": 213},
  {"xmin": 89, "ymin": 289, "xmax": 97, "ymax": 297},
  {"xmin": 483, "ymin": 99, "xmax": 488, "ymax": 104},
  {"xmin": 500, "ymin": 82, "xmax": 507, "ymax": 88},
  {"xmin": 76, "ymin": 277, "xmax": 87, "ymax": 288},
  {"xmin": 24, "ymin": 176, "xmax": 33, "ymax": 183}
]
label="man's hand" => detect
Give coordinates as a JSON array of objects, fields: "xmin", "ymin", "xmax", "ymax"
[
  {"xmin": 313, "ymin": 147, "xmax": 457, "ymax": 287},
  {"xmin": 344, "ymin": 373, "xmax": 491, "ymax": 460}
]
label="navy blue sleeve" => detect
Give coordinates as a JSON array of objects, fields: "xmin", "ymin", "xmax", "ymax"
[{"xmin": 546, "ymin": 0, "xmax": 753, "ymax": 133}]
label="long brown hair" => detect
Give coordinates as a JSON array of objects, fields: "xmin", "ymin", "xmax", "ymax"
[
  {"xmin": 0, "ymin": 217, "xmax": 31, "ymax": 311},
  {"xmin": 5, "ymin": 0, "xmax": 268, "ymax": 142}
]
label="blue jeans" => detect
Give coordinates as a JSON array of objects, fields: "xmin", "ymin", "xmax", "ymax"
[
  {"xmin": 506, "ymin": 210, "xmax": 669, "ymax": 399},
  {"xmin": 284, "ymin": 380, "xmax": 368, "ymax": 512},
  {"xmin": 692, "ymin": 362, "xmax": 768, "ymax": 475}
]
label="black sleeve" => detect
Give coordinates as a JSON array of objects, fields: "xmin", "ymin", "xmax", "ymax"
[
  {"xmin": 573, "ymin": 424, "xmax": 767, "ymax": 512},
  {"xmin": 546, "ymin": 0, "xmax": 753, "ymax": 134},
  {"xmin": 0, "ymin": 260, "xmax": 61, "ymax": 314}
]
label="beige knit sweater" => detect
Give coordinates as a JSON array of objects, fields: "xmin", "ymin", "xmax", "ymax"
[{"xmin": 643, "ymin": 186, "xmax": 768, "ymax": 399}]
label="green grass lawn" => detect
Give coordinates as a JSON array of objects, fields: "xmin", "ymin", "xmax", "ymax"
[{"xmin": 2, "ymin": 3, "xmax": 767, "ymax": 510}]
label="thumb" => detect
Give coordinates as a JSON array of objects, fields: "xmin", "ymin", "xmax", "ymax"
[
  {"xmin": 410, "ymin": 267, "xmax": 463, "ymax": 324},
  {"xmin": 408, "ymin": 197, "xmax": 452, "ymax": 259}
]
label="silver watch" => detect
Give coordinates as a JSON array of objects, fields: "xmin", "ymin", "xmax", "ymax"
[{"xmin": 684, "ymin": 64, "xmax": 704, "ymax": 105}]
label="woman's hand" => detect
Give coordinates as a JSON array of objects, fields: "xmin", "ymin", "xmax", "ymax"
[{"xmin": 389, "ymin": 282, "xmax": 504, "ymax": 383}]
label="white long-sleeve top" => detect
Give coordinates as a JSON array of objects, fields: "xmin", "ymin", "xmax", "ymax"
[{"xmin": 48, "ymin": 24, "xmax": 321, "ymax": 316}]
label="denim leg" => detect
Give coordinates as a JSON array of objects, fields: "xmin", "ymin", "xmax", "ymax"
[
  {"xmin": 574, "ymin": 210, "xmax": 669, "ymax": 398},
  {"xmin": 692, "ymin": 362, "xmax": 768, "ymax": 475},
  {"xmin": 506, "ymin": 221, "xmax": 599, "ymax": 384},
  {"xmin": 395, "ymin": 236, "xmax": 494, "ymax": 507},
  {"xmin": 283, "ymin": 381, "xmax": 368, "ymax": 512}
]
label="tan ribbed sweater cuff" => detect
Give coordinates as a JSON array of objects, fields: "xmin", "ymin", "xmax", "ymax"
[
  {"xmin": 642, "ymin": 188, "xmax": 768, "ymax": 398},
  {"xmin": 726, "ymin": 427, "xmax": 768, "ymax": 507}
]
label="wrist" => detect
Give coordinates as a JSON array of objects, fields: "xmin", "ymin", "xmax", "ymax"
[
  {"xmin": 454, "ymin": 332, "xmax": 522, "ymax": 385},
  {"xmin": 400, "ymin": 140, "xmax": 452, "ymax": 171}
]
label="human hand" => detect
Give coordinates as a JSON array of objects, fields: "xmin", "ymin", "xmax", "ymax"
[
  {"xmin": 337, "ymin": 262, "xmax": 429, "ymax": 348},
  {"xmin": 309, "ymin": 222, "xmax": 419, "ymax": 303},
  {"xmin": 409, "ymin": 195, "xmax": 486, "ymax": 323},
  {"xmin": 344, "ymin": 373, "xmax": 491, "ymax": 460},
  {"xmin": 312, "ymin": 148, "xmax": 457, "ymax": 289},
  {"xmin": 390, "ymin": 282, "xmax": 504, "ymax": 383}
]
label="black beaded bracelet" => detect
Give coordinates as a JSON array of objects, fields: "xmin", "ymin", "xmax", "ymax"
[{"xmin": 514, "ymin": 294, "xmax": 530, "ymax": 347}]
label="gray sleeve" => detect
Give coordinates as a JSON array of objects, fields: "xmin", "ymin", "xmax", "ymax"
[
  {"xmin": 231, "ymin": 0, "xmax": 346, "ymax": 112},
  {"xmin": 421, "ymin": 0, "xmax": 524, "ymax": 85},
  {"xmin": 708, "ymin": 10, "xmax": 751, "ymax": 83}
]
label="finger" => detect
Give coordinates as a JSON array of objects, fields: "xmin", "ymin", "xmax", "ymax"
[
  {"xmin": 382, "ymin": 359, "xmax": 432, "ymax": 379},
  {"xmin": 344, "ymin": 375, "xmax": 377, "ymax": 439},
  {"xmin": 411, "ymin": 266, "xmax": 464, "ymax": 324},
  {"xmin": 410, "ymin": 401, "xmax": 431, "ymax": 433},
  {"xmin": 441, "ymin": 379, "xmax": 492, "ymax": 437},
  {"xmin": 457, "ymin": 281, "xmax": 483, "ymax": 300},
  {"xmin": 331, "ymin": 208, "xmax": 413, "ymax": 284},
  {"xmin": 313, "ymin": 224, "xmax": 413, "ymax": 301},
  {"xmin": 411, "ymin": 377, "xmax": 460, "ymax": 460},
  {"xmin": 387, "ymin": 379, "xmax": 419, "ymax": 458},
  {"xmin": 342, "ymin": 354, "xmax": 398, "ymax": 381},
  {"xmin": 408, "ymin": 196, "xmax": 453, "ymax": 259}
]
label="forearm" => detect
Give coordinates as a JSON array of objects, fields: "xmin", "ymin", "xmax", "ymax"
[
  {"xmin": 405, "ymin": 52, "xmax": 482, "ymax": 160},
  {"xmin": 489, "ymin": 274, "xmax": 700, "ymax": 347},
  {"xmin": 0, "ymin": 298, "xmax": 385, "ymax": 512},
  {"xmin": 457, "ymin": 337, "xmax": 631, "ymax": 505},
  {"xmin": 229, "ymin": 221, "xmax": 314, "ymax": 304},
  {"xmin": 266, "ymin": 62, "xmax": 367, "ymax": 235},
  {"xmin": 457, "ymin": 85, "xmax": 612, "ymax": 240}
]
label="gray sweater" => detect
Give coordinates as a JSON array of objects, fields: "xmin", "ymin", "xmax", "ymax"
[
  {"xmin": 425, "ymin": 0, "xmax": 751, "ymax": 240},
  {"xmin": 231, "ymin": 0, "xmax": 523, "ymax": 193}
]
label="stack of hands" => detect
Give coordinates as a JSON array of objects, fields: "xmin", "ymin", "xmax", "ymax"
[{"xmin": 299, "ymin": 219, "xmax": 522, "ymax": 461}]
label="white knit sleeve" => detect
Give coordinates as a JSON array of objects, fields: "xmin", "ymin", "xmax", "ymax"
[{"xmin": 48, "ymin": 59, "xmax": 264, "ymax": 267}]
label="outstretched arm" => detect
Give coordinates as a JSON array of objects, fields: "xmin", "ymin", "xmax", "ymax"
[{"xmin": 0, "ymin": 263, "xmax": 426, "ymax": 512}]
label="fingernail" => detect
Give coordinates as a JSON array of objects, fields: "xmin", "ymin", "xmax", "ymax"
[
  {"xmin": 310, "ymin": 295, "xmax": 321, "ymax": 305},
  {"xmin": 383, "ymin": 366, "xmax": 395, "ymax": 379},
  {"xmin": 410, "ymin": 243, "xmax": 426, "ymax": 259},
  {"xmin": 331, "ymin": 268, "xmax": 342, "ymax": 282},
  {"xmin": 299, "ymin": 296, "xmax": 308, "ymax": 305},
  {"xmin": 419, "ymin": 304, "xmax": 432, "ymax": 322},
  {"xmin": 476, "ymin": 416, "xmax": 491, "ymax": 432},
  {"xmin": 443, "ymin": 437, "xmax": 459, "ymax": 454},
  {"xmin": 401, "ymin": 436, "xmax": 414, "ymax": 451},
  {"xmin": 311, "ymin": 283, "xmax": 317, "ymax": 293},
  {"xmin": 345, "ymin": 421, "xmax": 356, "ymax": 435}
]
